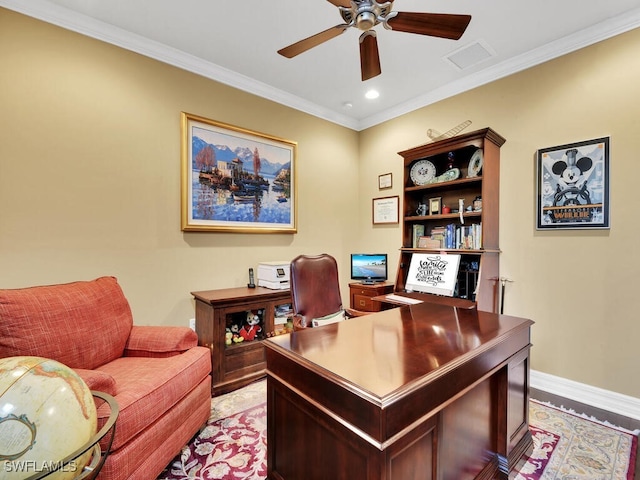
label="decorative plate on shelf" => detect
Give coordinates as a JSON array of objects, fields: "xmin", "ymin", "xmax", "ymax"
[
  {"xmin": 409, "ymin": 159, "xmax": 436, "ymax": 185},
  {"xmin": 467, "ymin": 149, "xmax": 483, "ymax": 177}
]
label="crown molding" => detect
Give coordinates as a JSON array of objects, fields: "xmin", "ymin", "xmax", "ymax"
[
  {"xmin": 0, "ymin": 0, "xmax": 360, "ymax": 130},
  {"xmin": 358, "ymin": 8, "xmax": 640, "ymax": 130},
  {"xmin": 2, "ymin": 1, "xmax": 640, "ymax": 131}
]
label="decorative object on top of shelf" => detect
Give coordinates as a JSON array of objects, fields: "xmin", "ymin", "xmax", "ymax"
[
  {"xmin": 446, "ymin": 151, "xmax": 456, "ymax": 170},
  {"xmin": 409, "ymin": 159, "xmax": 437, "ymax": 185},
  {"xmin": 424, "ymin": 168, "xmax": 461, "ymax": 185},
  {"xmin": 426, "ymin": 120, "xmax": 472, "ymax": 142},
  {"xmin": 536, "ymin": 137, "xmax": 610, "ymax": 230},
  {"xmin": 467, "ymin": 149, "xmax": 483, "ymax": 177},
  {"xmin": 429, "ymin": 197, "xmax": 441, "ymax": 215},
  {"xmin": 378, "ymin": 172, "xmax": 392, "ymax": 189},
  {"xmin": 416, "ymin": 203, "xmax": 427, "ymax": 216},
  {"xmin": 372, "ymin": 195, "xmax": 399, "ymax": 224},
  {"xmin": 180, "ymin": 112, "xmax": 297, "ymax": 233},
  {"xmin": 473, "ymin": 196, "xmax": 483, "ymax": 211}
]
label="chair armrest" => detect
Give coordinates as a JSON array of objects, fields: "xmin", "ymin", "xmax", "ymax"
[
  {"xmin": 344, "ymin": 307, "xmax": 369, "ymax": 318},
  {"xmin": 292, "ymin": 314, "xmax": 309, "ymax": 331},
  {"xmin": 124, "ymin": 325, "xmax": 199, "ymax": 358}
]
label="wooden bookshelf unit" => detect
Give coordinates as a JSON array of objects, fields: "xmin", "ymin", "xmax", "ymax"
[{"xmin": 395, "ymin": 127, "xmax": 505, "ymax": 312}]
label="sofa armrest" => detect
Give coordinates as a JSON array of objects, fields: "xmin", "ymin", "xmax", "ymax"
[
  {"xmin": 74, "ymin": 368, "xmax": 118, "ymax": 396},
  {"xmin": 124, "ymin": 325, "xmax": 199, "ymax": 358}
]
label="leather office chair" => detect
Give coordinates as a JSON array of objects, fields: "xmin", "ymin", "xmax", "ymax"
[{"xmin": 290, "ymin": 253, "xmax": 368, "ymax": 330}]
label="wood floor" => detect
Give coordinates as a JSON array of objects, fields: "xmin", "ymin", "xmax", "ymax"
[{"xmin": 530, "ymin": 388, "xmax": 639, "ymax": 480}]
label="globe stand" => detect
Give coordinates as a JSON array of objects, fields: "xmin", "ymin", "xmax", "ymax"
[{"xmin": 25, "ymin": 391, "xmax": 119, "ymax": 480}]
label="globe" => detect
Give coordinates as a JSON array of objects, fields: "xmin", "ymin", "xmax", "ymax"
[{"xmin": 0, "ymin": 356, "xmax": 98, "ymax": 480}]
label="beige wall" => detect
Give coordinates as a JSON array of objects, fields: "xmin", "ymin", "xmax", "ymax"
[
  {"xmin": 360, "ymin": 29, "xmax": 640, "ymax": 398},
  {"xmin": 2, "ymin": 9, "xmax": 639, "ymax": 398},
  {"xmin": 0, "ymin": 9, "xmax": 359, "ymax": 323}
]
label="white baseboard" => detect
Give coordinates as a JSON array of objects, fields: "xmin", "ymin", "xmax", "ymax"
[{"xmin": 531, "ymin": 369, "xmax": 640, "ymax": 421}]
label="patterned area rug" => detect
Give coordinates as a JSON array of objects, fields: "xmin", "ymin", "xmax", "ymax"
[
  {"xmin": 516, "ymin": 400, "xmax": 637, "ymax": 480},
  {"xmin": 158, "ymin": 381, "xmax": 638, "ymax": 480}
]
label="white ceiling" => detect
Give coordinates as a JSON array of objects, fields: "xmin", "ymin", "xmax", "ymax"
[{"xmin": 3, "ymin": 0, "xmax": 640, "ymax": 130}]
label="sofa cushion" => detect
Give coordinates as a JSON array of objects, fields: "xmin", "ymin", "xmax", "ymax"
[
  {"xmin": 0, "ymin": 276, "xmax": 133, "ymax": 369},
  {"xmin": 95, "ymin": 346, "xmax": 211, "ymax": 451}
]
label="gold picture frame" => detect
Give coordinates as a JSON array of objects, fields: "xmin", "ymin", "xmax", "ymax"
[
  {"xmin": 429, "ymin": 197, "xmax": 442, "ymax": 215},
  {"xmin": 181, "ymin": 112, "xmax": 297, "ymax": 233},
  {"xmin": 372, "ymin": 196, "xmax": 399, "ymax": 224}
]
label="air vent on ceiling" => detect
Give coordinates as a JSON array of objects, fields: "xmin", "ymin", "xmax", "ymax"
[{"xmin": 443, "ymin": 39, "xmax": 496, "ymax": 70}]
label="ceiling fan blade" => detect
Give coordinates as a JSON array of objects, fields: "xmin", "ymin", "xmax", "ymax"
[
  {"xmin": 278, "ymin": 24, "xmax": 349, "ymax": 58},
  {"xmin": 326, "ymin": 0, "xmax": 351, "ymax": 7},
  {"xmin": 387, "ymin": 12, "xmax": 471, "ymax": 40},
  {"xmin": 360, "ymin": 31, "xmax": 381, "ymax": 81}
]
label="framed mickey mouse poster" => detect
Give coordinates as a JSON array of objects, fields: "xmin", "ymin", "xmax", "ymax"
[{"xmin": 536, "ymin": 137, "xmax": 610, "ymax": 230}]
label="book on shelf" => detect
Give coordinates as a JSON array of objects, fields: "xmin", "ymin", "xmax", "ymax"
[
  {"xmin": 432, "ymin": 223, "xmax": 482, "ymax": 249},
  {"xmin": 418, "ymin": 236, "xmax": 441, "ymax": 249},
  {"xmin": 412, "ymin": 224, "xmax": 425, "ymax": 248},
  {"xmin": 405, "ymin": 253, "xmax": 462, "ymax": 297}
]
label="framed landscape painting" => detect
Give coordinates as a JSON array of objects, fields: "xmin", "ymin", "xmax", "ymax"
[
  {"xmin": 181, "ymin": 112, "xmax": 297, "ymax": 233},
  {"xmin": 536, "ymin": 136, "xmax": 610, "ymax": 230}
]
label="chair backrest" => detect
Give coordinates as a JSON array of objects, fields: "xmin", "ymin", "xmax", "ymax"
[{"xmin": 290, "ymin": 254, "xmax": 344, "ymax": 327}]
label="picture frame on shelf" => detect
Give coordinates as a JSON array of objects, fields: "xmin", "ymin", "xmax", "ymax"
[
  {"xmin": 536, "ymin": 136, "xmax": 610, "ymax": 230},
  {"xmin": 378, "ymin": 172, "xmax": 392, "ymax": 189},
  {"xmin": 180, "ymin": 112, "xmax": 297, "ymax": 233},
  {"xmin": 372, "ymin": 196, "xmax": 399, "ymax": 225},
  {"xmin": 429, "ymin": 197, "xmax": 442, "ymax": 215}
]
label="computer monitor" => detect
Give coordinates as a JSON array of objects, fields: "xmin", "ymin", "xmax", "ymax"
[{"xmin": 350, "ymin": 253, "xmax": 388, "ymax": 284}]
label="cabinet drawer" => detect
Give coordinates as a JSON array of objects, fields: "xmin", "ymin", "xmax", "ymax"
[
  {"xmin": 225, "ymin": 342, "xmax": 265, "ymax": 374},
  {"xmin": 353, "ymin": 294, "xmax": 379, "ymax": 312}
]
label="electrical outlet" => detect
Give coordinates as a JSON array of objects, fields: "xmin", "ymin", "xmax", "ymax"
[{"xmin": 189, "ymin": 318, "xmax": 196, "ymax": 331}]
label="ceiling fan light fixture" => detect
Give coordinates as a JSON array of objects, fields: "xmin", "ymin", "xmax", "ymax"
[{"xmin": 356, "ymin": 11, "xmax": 376, "ymax": 30}]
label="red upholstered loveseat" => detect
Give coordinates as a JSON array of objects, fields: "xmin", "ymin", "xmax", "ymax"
[{"xmin": 0, "ymin": 276, "xmax": 212, "ymax": 480}]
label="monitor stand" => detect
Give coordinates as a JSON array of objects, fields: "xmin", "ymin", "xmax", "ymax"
[{"xmin": 361, "ymin": 279, "xmax": 375, "ymax": 285}]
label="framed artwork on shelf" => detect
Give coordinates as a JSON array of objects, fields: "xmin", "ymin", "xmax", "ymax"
[
  {"xmin": 378, "ymin": 172, "xmax": 393, "ymax": 189},
  {"xmin": 180, "ymin": 112, "xmax": 297, "ymax": 233},
  {"xmin": 536, "ymin": 136, "xmax": 610, "ymax": 230},
  {"xmin": 372, "ymin": 196, "xmax": 399, "ymax": 225},
  {"xmin": 429, "ymin": 197, "xmax": 442, "ymax": 215}
]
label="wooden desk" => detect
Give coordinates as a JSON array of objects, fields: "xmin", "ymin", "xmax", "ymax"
[
  {"xmin": 372, "ymin": 291, "xmax": 477, "ymax": 310},
  {"xmin": 265, "ymin": 303, "xmax": 533, "ymax": 480}
]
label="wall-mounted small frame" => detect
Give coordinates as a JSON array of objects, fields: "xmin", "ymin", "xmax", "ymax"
[
  {"xmin": 378, "ymin": 172, "xmax": 392, "ymax": 189},
  {"xmin": 536, "ymin": 136, "xmax": 610, "ymax": 230},
  {"xmin": 372, "ymin": 196, "xmax": 399, "ymax": 224},
  {"xmin": 429, "ymin": 197, "xmax": 442, "ymax": 215}
]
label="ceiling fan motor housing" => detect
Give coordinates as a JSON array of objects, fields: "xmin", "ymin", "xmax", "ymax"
[{"xmin": 340, "ymin": 0, "xmax": 393, "ymax": 31}]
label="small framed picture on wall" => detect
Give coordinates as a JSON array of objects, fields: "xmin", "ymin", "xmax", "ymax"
[{"xmin": 378, "ymin": 173, "xmax": 392, "ymax": 189}]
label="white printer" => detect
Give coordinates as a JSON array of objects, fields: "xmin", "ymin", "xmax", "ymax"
[{"xmin": 257, "ymin": 261, "xmax": 290, "ymax": 289}]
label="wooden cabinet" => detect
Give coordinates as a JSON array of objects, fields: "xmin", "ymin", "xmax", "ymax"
[
  {"xmin": 396, "ymin": 127, "xmax": 505, "ymax": 312},
  {"xmin": 349, "ymin": 281, "xmax": 394, "ymax": 312},
  {"xmin": 191, "ymin": 286, "xmax": 291, "ymax": 395}
]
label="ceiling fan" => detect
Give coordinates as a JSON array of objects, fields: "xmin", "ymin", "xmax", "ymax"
[{"xmin": 277, "ymin": 0, "xmax": 472, "ymax": 81}]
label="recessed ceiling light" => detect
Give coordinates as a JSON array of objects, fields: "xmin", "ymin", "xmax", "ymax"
[{"xmin": 365, "ymin": 89, "xmax": 379, "ymax": 100}]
